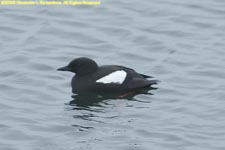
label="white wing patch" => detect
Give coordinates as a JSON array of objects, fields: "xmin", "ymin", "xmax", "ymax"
[{"xmin": 96, "ymin": 70, "xmax": 127, "ymax": 84}]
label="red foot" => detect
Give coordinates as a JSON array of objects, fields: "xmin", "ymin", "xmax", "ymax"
[{"xmin": 118, "ymin": 91, "xmax": 135, "ymax": 98}]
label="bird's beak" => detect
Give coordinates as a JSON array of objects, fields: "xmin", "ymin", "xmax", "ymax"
[{"xmin": 57, "ymin": 66, "xmax": 71, "ymax": 71}]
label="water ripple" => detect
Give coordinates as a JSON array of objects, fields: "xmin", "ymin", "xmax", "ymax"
[{"xmin": 1, "ymin": 0, "xmax": 225, "ymax": 150}]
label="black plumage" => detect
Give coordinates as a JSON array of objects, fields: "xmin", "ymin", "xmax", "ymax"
[{"xmin": 58, "ymin": 57, "xmax": 157, "ymax": 95}]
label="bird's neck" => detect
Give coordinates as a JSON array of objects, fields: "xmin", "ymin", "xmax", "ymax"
[{"xmin": 76, "ymin": 66, "xmax": 98, "ymax": 77}]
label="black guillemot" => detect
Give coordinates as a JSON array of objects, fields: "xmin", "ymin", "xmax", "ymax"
[{"xmin": 58, "ymin": 57, "xmax": 157, "ymax": 95}]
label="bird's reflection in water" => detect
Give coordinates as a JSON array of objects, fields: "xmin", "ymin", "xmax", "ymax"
[
  {"xmin": 67, "ymin": 87, "xmax": 157, "ymax": 131},
  {"xmin": 69, "ymin": 87, "xmax": 157, "ymax": 108}
]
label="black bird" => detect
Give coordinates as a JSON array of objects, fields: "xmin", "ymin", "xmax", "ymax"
[{"xmin": 58, "ymin": 57, "xmax": 157, "ymax": 95}]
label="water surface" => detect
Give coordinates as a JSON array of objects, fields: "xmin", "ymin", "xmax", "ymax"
[{"xmin": 1, "ymin": 0, "xmax": 225, "ymax": 150}]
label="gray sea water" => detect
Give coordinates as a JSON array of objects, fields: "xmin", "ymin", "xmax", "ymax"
[{"xmin": 1, "ymin": 0, "xmax": 225, "ymax": 150}]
